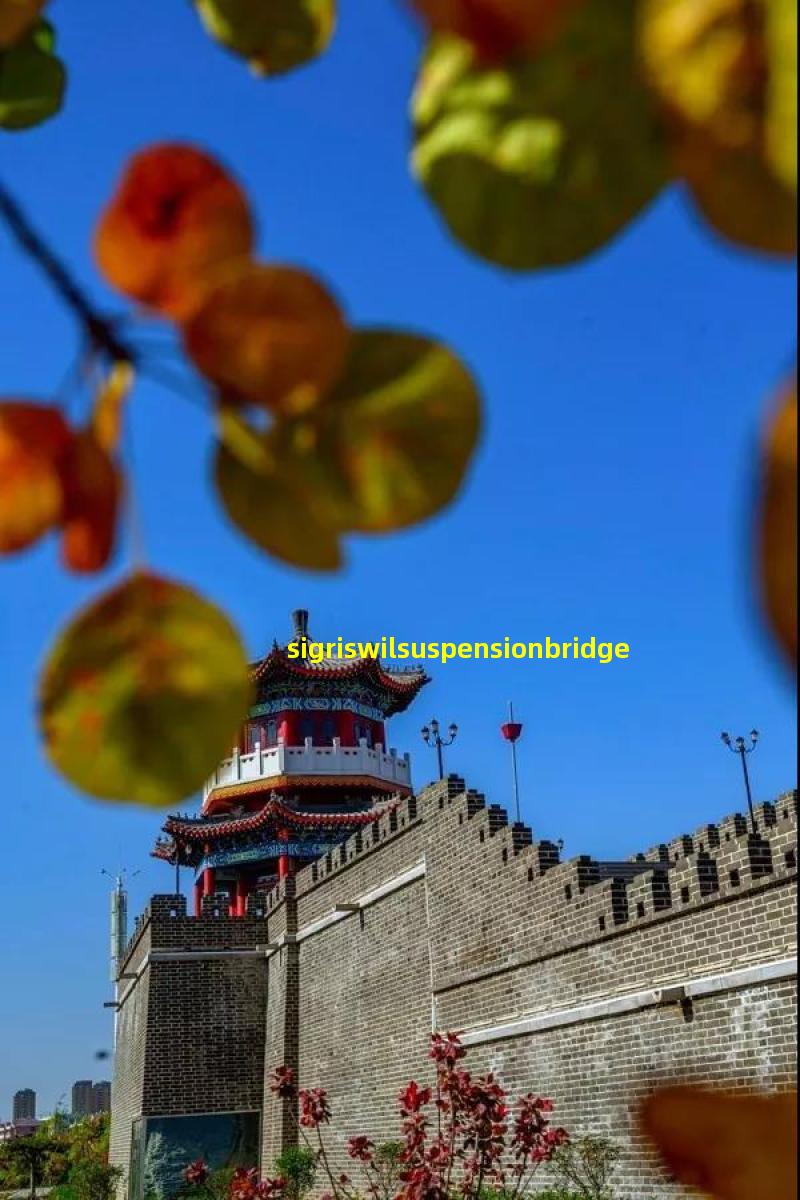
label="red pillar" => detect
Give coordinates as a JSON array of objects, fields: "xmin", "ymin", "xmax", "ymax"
[
  {"xmin": 193, "ymin": 879, "xmax": 203, "ymax": 917},
  {"xmin": 236, "ymin": 877, "xmax": 249, "ymax": 918},
  {"xmin": 278, "ymin": 828, "xmax": 291, "ymax": 880},
  {"xmin": 202, "ymin": 867, "xmax": 216, "ymax": 897}
]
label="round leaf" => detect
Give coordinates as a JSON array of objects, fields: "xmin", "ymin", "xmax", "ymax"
[
  {"xmin": 412, "ymin": 0, "xmax": 668, "ymax": 270},
  {"xmin": 0, "ymin": 400, "xmax": 70, "ymax": 553},
  {"xmin": 0, "ymin": 20, "xmax": 64, "ymax": 131},
  {"xmin": 215, "ymin": 412, "xmax": 343, "ymax": 571},
  {"xmin": 39, "ymin": 573, "xmax": 252, "ymax": 807},
  {"xmin": 759, "ymin": 378, "xmax": 797, "ymax": 665},
  {"xmin": 183, "ymin": 262, "xmax": 349, "ymax": 414},
  {"xmin": 94, "ymin": 144, "xmax": 254, "ymax": 321},
  {"xmin": 314, "ymin": 329, "xmax": 482, "ymax": 532},
  {"xmin": 193, "ymin": 0, "xmax": 336, "ymax": 76}
]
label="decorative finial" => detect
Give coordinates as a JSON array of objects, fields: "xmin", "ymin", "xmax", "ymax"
[{"xmin": 292, "ymin": 609, "xmax": 310, "ymax": 640}]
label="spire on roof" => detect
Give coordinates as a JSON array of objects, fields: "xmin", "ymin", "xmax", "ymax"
[{"xmin": 292, "ymin": 609, "xmax": 310, "ymax": 640}]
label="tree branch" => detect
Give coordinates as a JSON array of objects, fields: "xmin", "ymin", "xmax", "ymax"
[{"xmin": 0, "ymin": 180, "xmax": 137, "ymax": 367}]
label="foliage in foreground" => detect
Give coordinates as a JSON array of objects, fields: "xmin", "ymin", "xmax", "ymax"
[
  {"xmin": 0, "ymin": 0, "xmax": 795, "ymax": 810},
  {"xmin": 184, "ymin": 1033, "xmax": 568, "ymax": 1200}
]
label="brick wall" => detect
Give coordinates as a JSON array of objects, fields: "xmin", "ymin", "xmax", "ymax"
[{"xmin": 112, "ymin": 782, "xmax": 797, "ymax": 1198}]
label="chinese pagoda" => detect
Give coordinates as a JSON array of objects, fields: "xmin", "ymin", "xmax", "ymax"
[{"xmin": 152, "ymin": 610, "xmax": 429, "ymax": 916}]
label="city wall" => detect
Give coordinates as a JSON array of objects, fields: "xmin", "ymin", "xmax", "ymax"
[{"xmin": 111, "ymin": 779, "xmax": 798, "ymax": 1198}]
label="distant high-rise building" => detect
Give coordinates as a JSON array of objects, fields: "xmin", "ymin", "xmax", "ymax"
[
  {"xmin": 12, "ymin": 1090, "xmax": 36, "ymax": 1121},
  {"xmin": 91, "ymin": 1081, "xmax": 111, "ymax": 1114},
  {"xmin": 71, "ymin": 1080, "xmax": 94, "ymax": 1117}
]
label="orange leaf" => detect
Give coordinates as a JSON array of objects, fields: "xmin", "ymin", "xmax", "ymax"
[
  {"xmin": 759, "ymin": 378, "xmax": 797, "ymax": 664},
  {"xmin": 59, "ymin": 430, "xmax": 122, "ymax": 574},
  {"xmin": 94, "ymin": 143, "xmax": 255, "ymax": 322},
  {"xmin": 641, "ymin": 1086, "xmax": 798, "ymax": 1200},
  {"xmin": 0, "ymin": 400, "xmax": 70, "ymax": 554},
  {"xmin": 410, "ymin": 0, "xmax": 581, "ymax": 61},
  {"xmin": 183, "ymin": 261, "xmax": 349, "ymax": 414}
]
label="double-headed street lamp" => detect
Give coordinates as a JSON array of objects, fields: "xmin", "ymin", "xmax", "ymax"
[
  {"xmin": 720, "ymin": 729, "xmax": 760, "ymax": 833},
  {"xmin": 421, "ymin": 718, "xmax": 458, "ymax": 780}
]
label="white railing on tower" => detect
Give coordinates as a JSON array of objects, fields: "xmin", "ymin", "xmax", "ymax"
[{"xmin": 203, "ymin": 738, "xmax": 412, "ymax": 802}]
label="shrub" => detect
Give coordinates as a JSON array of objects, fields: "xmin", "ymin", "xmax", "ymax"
[
  {"xmin": 274, "ymin": 1147, "xmax": 316, "ymax": 1200},
  {"xmin": 549, "ymin": 1137, "xmax": 621, "ymax": 1200}
]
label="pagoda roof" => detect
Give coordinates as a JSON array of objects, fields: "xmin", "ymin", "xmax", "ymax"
[
  {"xmin": 249, "ymin": 612, "xmax": 429, "ymax": 717},
  {"xmin": 152, "ymin": 794, "xmax": 398, "ymax": 863}
]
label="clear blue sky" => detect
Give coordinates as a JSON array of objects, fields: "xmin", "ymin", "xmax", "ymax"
[{"xmin": 0, "ymin": 0, "xmax": 796, "ymax": 1119}]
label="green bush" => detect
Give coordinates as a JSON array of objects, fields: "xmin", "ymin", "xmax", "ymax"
[
  {"xmin": 548, "ymin": 1137, "xmax": 621, "ymax": 1200},
  {"xmin": 274, "ymin": 1147, "xmax": 317, "ymax": 1200}
]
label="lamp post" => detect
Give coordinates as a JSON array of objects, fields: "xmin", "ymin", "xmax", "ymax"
[
  {"xmin": 721, "ymin": 729, "xmax": 760, "ymax": 833},
  {"xmin": 421, "ymin": 718, "xmax": 458, "ymax": 780}
]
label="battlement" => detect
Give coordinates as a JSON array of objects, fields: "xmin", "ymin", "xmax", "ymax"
[{"xmin": 124, "ymin": 780, "xmax": 797, "ymax": 977}]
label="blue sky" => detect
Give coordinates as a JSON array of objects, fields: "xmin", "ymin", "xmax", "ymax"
[{"xmin": 0, "ymin": 0, "xmax": 796, "ymax": 1118}]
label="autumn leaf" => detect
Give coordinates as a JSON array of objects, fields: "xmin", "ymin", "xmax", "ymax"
[
  {"xmin": 183, "ymin": 262, "xmax": 350, "ymax": 414},
  {"xmin": 641, "ymin": 1086, "xmax": 798, "ymax": 1200},
  {"xmin": 639, "ymin": 0, "xmax": 797, "ymax": 255},
  {"xmin": 410, "ymin": 0, "xmax": 582, "ymax": 63},
  {"xmin": 413, "ymin": 0, "xmax": 668, "ymax": 271},
  {"xmin": 94, "ymin": 144, "xmax": 255, "ymax": 321},
  {"xmin": 0, "ymin": 400, "xmax": 70, "ymax": 553},
  {"xmin": 38, "ymin": 573, "xmax": 252, "ymax": 807},
  {"xmin": 314, "ymin": 329, "xmax": 482, "ymax": 532},
  {"xmin": 193, "ymin": 0, "xmax": 336, "ymax": 76},
  {"xmin": 0, "ymin": 0, "xmax": 46, "ymax": 49},
  {"xmin": 59, "ymin": 429, "xmax": 122, "ymax": 574},
  {"xmin": 215, "ymin": 409, "xmax": 343, "ymax": 571},
  {"xmin": 0, "ymin": 18, "xmax": 65, "ymax": 131},
  {"xmin": 758, "ymin": 377, "xmax": 797, "ymax": 665}
]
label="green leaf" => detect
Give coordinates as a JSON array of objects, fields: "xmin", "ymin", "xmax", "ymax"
[
  {"xmin": 38, "ymin": 573, "xmax": 252, "ymax": 807},
  {"xmin": 215, "ymin": 410, "xmax": 343, "ymax": 571},
  {"xmin": 193, "ymin": 0, "xmax": 335, "ymax": 76},
  {"xmin": 315, "ymin": 329, "xmax": 482, "ymax": 533},
  {"xmin": 412, "ymin": 0, "xmax": 669, "ymax": 270},
  {"xmin": 0, "ymin": 19, "xmax": 64, "ymax": 131}
]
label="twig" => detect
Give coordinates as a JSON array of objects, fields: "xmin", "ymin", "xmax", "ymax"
[{"xmin": 0, "ymin": 180, "xmax": 137, "ymax": 367}]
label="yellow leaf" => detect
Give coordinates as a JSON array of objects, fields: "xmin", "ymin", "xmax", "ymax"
[
  {"xmin": 642, "ymin": 1086, "xmax": 798, "ymax": 1200},
  {"xmin": 193, "ymin": 0, "xmax": 336, "ymax": 76},
  {"xmin": 215, "ymin": 411, "xmax": 343, "ymax": 571},
  {"xmin": 759, "ymin": 377, "xmax": 797, "ymax": 664},
  {"xmin": 413, "ymin": 0, "xmax": 668, "ymax": 270},
  {"xmin": 314, "ymin": 329, "xmax": 482, "ymax": 532},
  {"xmin": 38, "ymin": 573, "xmax": 252, "ymax": 807},
  {"xmin": 639, "ymin": 0, "xmax": 797, "ymax": 254}
]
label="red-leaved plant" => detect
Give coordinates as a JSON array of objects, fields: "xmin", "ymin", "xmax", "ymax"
[{"xmin": 185, "ymin": 1033, "xmax": 568, "ymax": 1200}]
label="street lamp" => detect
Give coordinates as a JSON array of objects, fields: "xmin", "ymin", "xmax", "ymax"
[
  {"xmin": 721, "ymin": 729, "xmax": 760, "ymax": 833},
  {"xmin": 421, "ymin": 717, "xmax": 458, "ymax": 780}
]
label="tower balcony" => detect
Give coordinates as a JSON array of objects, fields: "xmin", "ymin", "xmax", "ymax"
[{"xmin": 203, "ymin": 738, "xmax": 412, "ymax": 808}]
